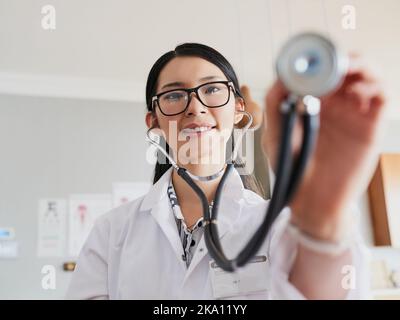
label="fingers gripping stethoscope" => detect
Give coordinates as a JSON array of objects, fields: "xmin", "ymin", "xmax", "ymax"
[{"xmin": 147, "ymin": 33, "xmax": 347, "ymax": 272}]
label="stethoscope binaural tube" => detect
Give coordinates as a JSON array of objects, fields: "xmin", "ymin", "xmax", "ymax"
[
  {"xmin": 146, "ymin": 109, "xmax": 253, "ymax": 182},
  {"xmin": 145, "ymin": 110, "xmax": 254, "ymax": 271},
  {"xmin": 176, "ymin": 97, "xmax": 319, "ymax": 272},
  {"xmin": 235, "ymin": 95, "xmax": 320, "ymax": 268},
  {"xmin": 146, "ymin": 104, "xmax": 319, "ymax": 272}
]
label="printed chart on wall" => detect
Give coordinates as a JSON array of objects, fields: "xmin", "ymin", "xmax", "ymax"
[
  {"xmin": 68, "ymin": 194, "xmax": 112, "ymax": 257},
  {"xmin": 37, "ymin": 199, "xmax": 67, "ymax": 257}
]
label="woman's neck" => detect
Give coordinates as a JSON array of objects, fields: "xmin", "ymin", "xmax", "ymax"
[{"xmin": 171, "ymin": 163, "xmax": 225, "ymax": 205}]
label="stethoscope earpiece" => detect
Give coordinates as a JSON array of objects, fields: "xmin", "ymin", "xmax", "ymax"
[{"xmin": 146, "ymin": 110, "xmax": 253, "ymax": 180}]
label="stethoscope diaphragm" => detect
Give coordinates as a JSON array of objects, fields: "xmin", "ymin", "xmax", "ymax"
[{"xmin": 276, "ymin": 32, "xmax": 348, "ymax": 97}]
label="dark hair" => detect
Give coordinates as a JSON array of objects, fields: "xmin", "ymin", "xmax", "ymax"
[{"xmin": 145, "ymin": 43, "xmax": 264, "ymax": 198}]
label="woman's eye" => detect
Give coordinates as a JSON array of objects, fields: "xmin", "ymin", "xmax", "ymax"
[
  {"xmin": 204, "ymin": 86, "xmax": 220, "ymax": 94},
  {"xmin": 164, "ymin": 92, "xmax": 184, "ymax": 101}
]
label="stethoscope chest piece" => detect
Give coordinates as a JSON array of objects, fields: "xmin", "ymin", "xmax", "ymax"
[{"xmin": 276, "ymin": 32, "xmax": 348, "ymax": 97}]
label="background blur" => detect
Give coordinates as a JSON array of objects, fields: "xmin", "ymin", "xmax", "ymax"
[{"xmin": 0, "ymin": 0, "xmax": 399, "ymax": 299}]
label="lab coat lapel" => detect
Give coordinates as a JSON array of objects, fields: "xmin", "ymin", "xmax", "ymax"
[
  {"xmin": 184, "ymin": 201, "xmax": 241, "ymax": 278},
  {"xmin": 183, "ymin": 168, "xmax": 244, "ymax": 281},
  {"xmin": 139, "ymin": 168, "xmax": 186, "ymax": 270}
]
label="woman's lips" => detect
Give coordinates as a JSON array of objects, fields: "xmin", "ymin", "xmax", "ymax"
[{"xmin": 181, "ymin": 126, "xmax": 216, "ymax": 137}]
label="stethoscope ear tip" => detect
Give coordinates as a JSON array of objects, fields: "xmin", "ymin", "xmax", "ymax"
[{"xmin": 147, "ymin": 126, "xmax": 165, "ymax": 140}]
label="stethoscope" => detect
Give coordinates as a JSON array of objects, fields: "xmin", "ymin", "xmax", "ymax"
[{"xmin": 147, "ymin": 32, "xmax": 348, "ymax": 272}]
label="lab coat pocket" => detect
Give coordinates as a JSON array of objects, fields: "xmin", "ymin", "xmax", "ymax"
[{"xmin": 209, "ymin": 255, "xmax": 269, "ymax": 299}]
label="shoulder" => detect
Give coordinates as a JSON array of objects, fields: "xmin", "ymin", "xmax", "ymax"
[
  {"xmin": 239, "ymin": 188, "xmax": 291, "ymax": 229},
  {"xmin": 92, "ymin": 195, "xmax": 147, "ymax": 244},
  {"xmin": 242, "ymin": 188, "xmax": 267, "ymax": 205},
  {"xmin": 241, "ymin": 188, "xmax": 269, "ymax": 216}
]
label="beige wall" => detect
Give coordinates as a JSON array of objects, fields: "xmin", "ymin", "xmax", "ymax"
[{"xmin": 0, "ymin": 0, "xmax": 399, "ymax": 298}]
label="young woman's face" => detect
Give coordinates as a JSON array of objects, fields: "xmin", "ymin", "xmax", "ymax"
[{"xmin": 147, "ymin": 56, "xmax": 243, "ymax": 166}]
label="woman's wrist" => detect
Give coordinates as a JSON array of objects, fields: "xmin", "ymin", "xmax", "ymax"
[
  {"xmin": 288, "ymin": 162, "xmax": 356, "ymax": 242},
  {"xmin": 287, "ymin": 219, "xmax": 355, "ymax": 256},
  {"xmin": 288, "ymin": 208, "xmax": 353, "ymax": 243}
]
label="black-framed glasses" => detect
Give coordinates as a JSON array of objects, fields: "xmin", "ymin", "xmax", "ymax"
[{"xmin": 151, "ymin": 81, "xmax": 236, "ymax": 116}]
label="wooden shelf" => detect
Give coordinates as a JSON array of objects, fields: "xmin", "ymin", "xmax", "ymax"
[{"xmin": 368, "ymin": 154, "xmax": 400, "ymax": 246}]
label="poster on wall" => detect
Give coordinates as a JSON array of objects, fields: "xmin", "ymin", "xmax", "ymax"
[
  {"xmin": 37, "ymin": 199, "xmax": 67, "ymax": 257},
  {"xmin": 112, "ymin": 182, "xmax": 151, "ymax": 208},
  {"xmin": 68, "ymin": 194, "xmax": 112, "ymax": 257}
]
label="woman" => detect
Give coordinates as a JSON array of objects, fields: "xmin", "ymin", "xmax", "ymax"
[{"xmin": 66, "ymin": 43, "xmax": 385, "ymax": 299}]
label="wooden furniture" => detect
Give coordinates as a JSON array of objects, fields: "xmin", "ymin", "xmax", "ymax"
[{"xmin": 368, "ymin": 154, "xmax": 400, "ymax": 246}]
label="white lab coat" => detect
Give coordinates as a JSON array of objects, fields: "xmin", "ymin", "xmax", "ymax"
[{"xmin": 66, "ymin": 167, "xmax": 370, "ymax": 300}]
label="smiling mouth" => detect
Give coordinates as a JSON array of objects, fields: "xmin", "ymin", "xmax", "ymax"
[{"xmin": 181, "ymin": 126, "xmax": 217, "ymax": 137}]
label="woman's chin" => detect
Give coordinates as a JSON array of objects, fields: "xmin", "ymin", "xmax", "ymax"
[{"xmin": 178, "ymin": 152, "xmax": 223, "ymax": 166}]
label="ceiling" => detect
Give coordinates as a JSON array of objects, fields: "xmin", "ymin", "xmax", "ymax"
[{"xmin": 0, "ymin": 0, "xmax": 399, "ymax": 118}]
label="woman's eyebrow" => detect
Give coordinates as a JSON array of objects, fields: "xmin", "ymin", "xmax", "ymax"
[
  {"xmin": 199, "ymin": 75, "xmax": 222, "ymax": 81},
  {"xmin": 161, "ymin": 81, "xmax": 184, "ymax": 90},
  {"xmin": 160, "ymin": 76, "xmax": 223, "ymax": 90}
]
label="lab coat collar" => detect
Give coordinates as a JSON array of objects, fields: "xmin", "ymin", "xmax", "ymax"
[
  {"xmin": 140, "ymin": 166, "xmax": 245, "ymax": 213},
  {"xmin": 139, "ymin": 166, "xmax": 245, "ymax": 276}
]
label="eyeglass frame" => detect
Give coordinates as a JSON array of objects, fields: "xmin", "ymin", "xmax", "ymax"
[{"xmin": 151, "ymin": 81, "xmax": 239, "ymax": 116}]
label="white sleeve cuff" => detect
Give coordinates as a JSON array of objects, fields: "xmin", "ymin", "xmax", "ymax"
[{"xmin": 268, "ymin": 207, "xmax": 372, "ymax": 300}]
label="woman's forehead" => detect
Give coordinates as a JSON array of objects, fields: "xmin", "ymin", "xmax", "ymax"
[{"xmin": 157, "ymin": 56, "xmax": 227, "ymax": 91}]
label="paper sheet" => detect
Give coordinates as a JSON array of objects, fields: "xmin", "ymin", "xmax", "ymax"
[
  {"xmin": 37, "ymin": 199, "xmax": 67, "ymax": 257},
  {"xmin": 0, "ymin": 241, "xmax": 18, "ymax": 259},
  {"xmin": 68, "ymin": 194, "xmax": 112, "ymax": 257}
]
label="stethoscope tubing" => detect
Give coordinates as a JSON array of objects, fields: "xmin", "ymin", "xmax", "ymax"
[{"xmin": 147, "ymin": 101, "xmax": 319, "ymax": 272}]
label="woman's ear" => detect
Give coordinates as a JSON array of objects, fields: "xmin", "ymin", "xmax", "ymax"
[
  {"xmin": 145, "ymin": 112, "xmax": 159, "ymax": 129},
  {"xmin": 234, "ymin": 97, "xmax": 245, "ymax": 125},
  {"xmin": 236, "ymin": 85, "xmax": 263, "ymax": 129}
]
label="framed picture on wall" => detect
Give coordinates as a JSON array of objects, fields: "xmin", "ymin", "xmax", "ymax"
[{"xmin": 368, "ymin": 153, "xmax": 400, "ymax": 246}]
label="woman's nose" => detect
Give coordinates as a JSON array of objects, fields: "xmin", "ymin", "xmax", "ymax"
[{"xmin": 185, "ymin": 92, "xmax": 207, "ymax": 116}]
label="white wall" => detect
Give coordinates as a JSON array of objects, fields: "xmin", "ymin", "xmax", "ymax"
[{"xmin": 0, "ymin": 94, "xmax": 153, "ymax": 299}]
